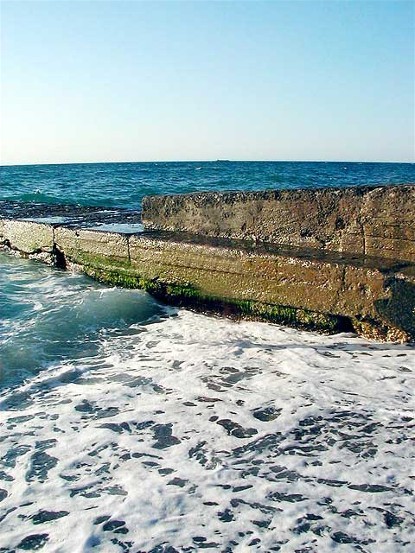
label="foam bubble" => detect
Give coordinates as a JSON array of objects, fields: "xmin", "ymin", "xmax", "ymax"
[{"xmin": 1, "ymin": 309, "xmax": 413, "ymax": 552}]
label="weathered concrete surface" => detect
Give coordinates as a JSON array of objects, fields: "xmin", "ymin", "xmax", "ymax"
[
  {"xmin": 1, "ymin": 219, "xmax": 54, "ymax": 255},
  {"xmin": 1, "ymin": 194, "xmax": 414, "ymax": 342},
  {"xmin": 54, "ymin": 227, "xmax": 130, "ymax": 268},
  {"xmin": 126, "ymin": 233, "xmax": 414, "ymax": 342},
  {"xmin": 142, "ymin": 185, "xmax": 415, "ymax": 262}
]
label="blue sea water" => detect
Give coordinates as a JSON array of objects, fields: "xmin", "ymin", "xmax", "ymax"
[
  {"xmin": 1, "ymin": 160, "xmax": 414, "ymax": 209},
  {"xmin": 0, "ymin": 162, "xmax": 414, "ymax": 552}
]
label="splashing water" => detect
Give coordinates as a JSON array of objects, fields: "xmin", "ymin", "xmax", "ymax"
[{"xmin": 0, "ymin": 254, "xmax": 414, "ymax": 552}]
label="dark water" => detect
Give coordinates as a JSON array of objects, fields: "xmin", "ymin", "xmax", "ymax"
[{"xmin": 1, "ymin": 161, "xmax": 413, "ymax": 209}]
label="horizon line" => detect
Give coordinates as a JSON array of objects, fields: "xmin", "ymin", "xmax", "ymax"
[{"xmin": 1, "ymin": 158, "xmax": 414, "ymax": 168}]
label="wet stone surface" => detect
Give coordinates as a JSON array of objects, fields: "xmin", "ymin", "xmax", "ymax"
[{"xmin": 0, "ymin": 200, "xmax": 142, "ymax": 230}]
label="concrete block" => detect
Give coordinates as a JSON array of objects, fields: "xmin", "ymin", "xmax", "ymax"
[
  {"xmin": 2, "ymin": 219, "xmax": 54, "ymax": 254},
  {"xmin": 142, "ymin": 185, "xmax": 415, "ymax": 262},
  {"xmin": 129, "ymin": 233, "xmax": 413, "ymax": 341},
  {"xmin": 54, "ymin": 227, "xmax": 130, "ymax": 268}
]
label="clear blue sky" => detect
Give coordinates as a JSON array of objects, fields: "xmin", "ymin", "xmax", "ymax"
[{"xmin": 1, "ymin": 0, "xmax": 413, "ymax": 164}]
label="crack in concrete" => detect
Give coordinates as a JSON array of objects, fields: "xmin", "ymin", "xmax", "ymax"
[
  {"xmin": 334, "ymin": 265, "xmax": 347, "ymax": 311},
  {"xmin": 126, "ymin": 235, "xmax": 131, "ymax": 264},
  {"xmin": 51, "ymin": 227, "xmax": 67, "ymax": 270},
  {"xmin": 361, "ymin": 223, "xmax": 367, "ymax": 256}
]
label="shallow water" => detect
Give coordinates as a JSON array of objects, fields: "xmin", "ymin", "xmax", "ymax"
[
  {"xmin": 0, "ymin": 255, "xmax": 414, "ymax": 552},
  {"xmin": 0, "ymin": 253, "xmax": 166, "ymax": 390}
]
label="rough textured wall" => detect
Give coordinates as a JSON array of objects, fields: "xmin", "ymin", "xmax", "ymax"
[
  {"xmin": 2, "ymin": 218, "xmax": 415, "ymax": 341},
  {"xmin": 142, "ymin": 185, "xmax": 415, "ymax": 262},
  {"xmin": 1, "ymin": 220, "xmax": 54, "ymax": 253}
]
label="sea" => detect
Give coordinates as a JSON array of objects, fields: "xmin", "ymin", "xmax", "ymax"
[{"xmin": 0, "ymin": 161, "xmax": 414, "ymax": 553}]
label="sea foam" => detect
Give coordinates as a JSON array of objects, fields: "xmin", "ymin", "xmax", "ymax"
[{"xmin": 0, "ymin": 308, "xmax": 414, "ymax": 552}]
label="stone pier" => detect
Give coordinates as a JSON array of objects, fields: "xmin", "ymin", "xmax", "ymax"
[{"xmin": 1, "ymin": 185, "xmax": 414, "ymax": 342}]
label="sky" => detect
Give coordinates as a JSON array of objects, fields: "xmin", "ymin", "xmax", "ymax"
[{"xmin": 0, "ymin": 0, "xmax": 414, "ymax": 165}]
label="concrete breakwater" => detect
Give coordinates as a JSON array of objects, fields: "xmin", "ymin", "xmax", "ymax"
[
  {"xmin": 1, "ymin": 185, "xmax": 414, "ymax": 342},
  {"xmin": 143, "ymin": 184, "xmax": 415, "ymax": 262}
]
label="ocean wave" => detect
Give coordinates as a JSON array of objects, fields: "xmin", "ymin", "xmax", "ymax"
[
  {"xmin": 17, "ymin": 192, "xmax": 63, "ymax": 204},
  {"xmin": 0, "ymin": 256, "xmax": 170, "ymax": 390}
]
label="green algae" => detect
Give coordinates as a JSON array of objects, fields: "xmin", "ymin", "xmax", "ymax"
[
  {"xmin": 81, "ymin": 265, "xmax": 142, "ymax": 289},
  {"xmin": 78, "ymin": 262, "xmax": 350, "ymax": 333},
  {"xmin": 69, "ymin": 251, "xmax": 131, "ymax": 272}
]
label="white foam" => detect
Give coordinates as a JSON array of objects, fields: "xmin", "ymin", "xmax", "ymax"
[
  {"xmin": 85, "ymin": 223, "xmax": 144, "ymax": 233},
  {"xmin": 0, "ymin": 310, "xmax": 414, "ymax": 552}
]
